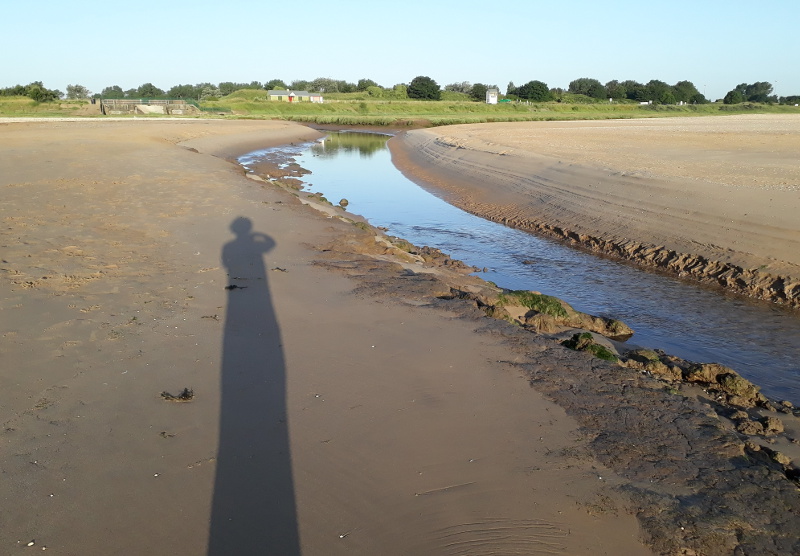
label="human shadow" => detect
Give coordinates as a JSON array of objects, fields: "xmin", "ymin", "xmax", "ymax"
[{"xmin": 208, "ymin": 217, "xmax": 300, "ymax": 555}]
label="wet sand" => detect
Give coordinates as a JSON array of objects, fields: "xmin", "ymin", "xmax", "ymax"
[
  {"xmin": 1, "ymin": 119, "xmax": 650, "ymax": 555},
  {"xmin": 390, "ymin": 115, "xmax": 800, "ymax": 307}
]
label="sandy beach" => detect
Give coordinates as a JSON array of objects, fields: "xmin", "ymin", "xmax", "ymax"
[
  {"xmin": 2, "ymin": 118, "xmax": 800, "ymax": 555},
  {"xmin": 391, "ymin": 115, "xmax": 800, "ymax": 307}
]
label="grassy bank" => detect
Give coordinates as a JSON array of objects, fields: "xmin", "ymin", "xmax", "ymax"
[
  {"xmin": 2, "ymin": 90, "xmax": 798, "ymax": 125},
  {"xmin": 0, "ymin": 97, "xmax": 102, "ymax": 117},
  {"xmin": 204, "ymin": 90, "xmax": 800, "ymax": 126}
]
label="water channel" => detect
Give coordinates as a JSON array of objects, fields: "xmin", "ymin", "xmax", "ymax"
[{"xmin": 239, "ymin": 131, "xmax": 800, "ymax": 404}]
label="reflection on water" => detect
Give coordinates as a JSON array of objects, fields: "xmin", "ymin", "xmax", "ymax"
[
  {"xmin": 310, "ymin": 130, "xmax": 390, "ymax": 159},
  {"xmin": 240, "ymin": 132, "xmax": 800, "ymax": 404}
]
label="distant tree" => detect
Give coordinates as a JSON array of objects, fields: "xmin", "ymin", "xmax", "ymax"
[
  {"xmin": 25, "ymin": 82, "xmax": 60, "ymax": 102},
  {"xmin": 470, "ymin": 83, "xmax": 488, "ymax": 101},
  {"xmin": 218, "ymin": 82, "xmax": 250, "ymax": 96},
  {"xmin": 310, "ymin": 77, "xmax": 339, "ymax": 92},
  {"xmin": 723, "ymin": 90, "xmax": 744, "ymax": 104},
  {"xmin": 605, "ymin": 80, "xmax": 626, "ymax": 100},
  {"xmin": 391, "ymin": 83, "xmax": 408, "ymax": 99},
  {"xmin": 407, "ymin": 76, "xmax": 441, "ymax": 100},
  {"xmin": 445, "ymin": 81, "xmax": 472, "ymax": 94},
  {"xmin": 249, "ymin": 81, "xmax": 263, "ymax": 90},
  {"xmin": 101, "ymin": 85, "xmax": 125, "ymax": 99},
  {"xmin": 0, "ymin": 84, "xmax": 27, "ymax": 96},
  {"xmin": 568, "ymin": 77, "xmax": 604, "ymax": 97},
  {"xmin": 167, "ymin": 84, "xmax": 200, "ymax": 99},
  {"xmin": 66, "ymin": 84, "xmax": 90, "ymax": 99},
  {"xmin": 124, "ymin": 88, "xmax": 138, "ymax": 98},
  {"xmin": 646, "ymin": 80, "xmax": 672, "ymax": 103},
  {"xmin": 742, "ymin": 81, "xmax": 773, "ymax": 102},
  {"xmin": 200, "ymin": 85, "xmax": 222, "ymax": 100},
  {"xmin": 672, "ymin": 80, "xmax": 700, "ymax": 103},
  {"xmin": 335, "ymin": 80, "xmax": 357, "ymax": 93},
  {"xmin": 550, "ymin": 87, "xmax": 565, "ymax": 102},
  {"xmin": 265, "ymin": 79, "xmax": 288, "ymax": 90},
  {"xmin": 289, "ymin": 79, "xmax": 311, "ymax": 91},
  {"xmin": 689, "ymin": 93, "xmax": 709, "ymax": 104},
  {"xmin": 136, "ymin": 83, "xmax": 164, "ymax": 98},
  {"xmin": 366, "ymin": 85, "xmax": 384, "ymax": 98},
  {"xmin": 587, "ymin": 82, "xmax": 607, "ymax": 99},
  {"xmin": 658, "ymin": 89, "xmax": 676, "ymax": 104},
  {"xmin": 621, "ymin": 80, "xmax": 646, "ymax": 101},
  {"xmin": 506, "ymin": 81, "xmax": 515, "ymax": 95},
  {"xmin": 25, "ymin": 83, "xmax": 45, "ymax": 100},
  {"xmin": 357, "ymin": 78, "xmax": 379, "ymax": 91},
  {"xmin": 516, "ymin": 80, "xmax": 551, "ymax": 101}
]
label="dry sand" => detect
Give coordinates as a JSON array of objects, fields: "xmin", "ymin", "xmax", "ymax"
[
  {"xmin": 391, "ymin": 115, "xmax": 800, "ymax": 306},
  {"xmin": 0, "ymin": 119, "xmax": 652, "ymax": 555}
]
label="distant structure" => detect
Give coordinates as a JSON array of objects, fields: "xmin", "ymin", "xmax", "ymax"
[
  {"xmin": 100, "ymin": 99, "xmax": 198, "ymax": 115},
  {"xmin": 267, "ymin": 90, "xmax": 324, "ymax": 103},
  {"xmin": 486, "ymin": 88, "xmax": 499, "ymax": 104}
]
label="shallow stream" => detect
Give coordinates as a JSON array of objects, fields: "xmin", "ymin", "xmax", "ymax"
[{"xmin": 239, "ymin": 131, "xmax": 800, "ymax": 404}]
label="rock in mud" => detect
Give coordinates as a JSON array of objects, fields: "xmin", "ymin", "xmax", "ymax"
[
  {"xmin": 561, "ymin": 332, "xmax": 619, "ymax": 362},
  {"xmin": 487, "ymin": 289, "xmax": 634, "ymax": 340},
  {"xmin": 736, "ymin": 419, "xmax": 765, "ymax": 435},
  {"xmin": 762, "ymin": 416, "xmax": 785, "ymax": 436},
  {"xmin": 683, "ymin": 363, "xmax": 767, "ymax": 408},
  {"xmin": 622, "ymin": 349, "xmax": 683, "ymax": 381}
]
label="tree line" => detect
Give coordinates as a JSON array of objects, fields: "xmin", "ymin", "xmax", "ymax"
[{"xmin": 3, "ymin": 77, "xmax": 798, "ymax": 105}]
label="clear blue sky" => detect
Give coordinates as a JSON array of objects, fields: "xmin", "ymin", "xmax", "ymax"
[{"xmin": 3, "ymin": 0, "xmax": 798, "ymax": 100}]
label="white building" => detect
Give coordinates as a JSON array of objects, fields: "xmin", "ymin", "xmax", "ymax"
[{"xmin": 486, "ymin": 88, "xmax": 499, "ymax": 104}]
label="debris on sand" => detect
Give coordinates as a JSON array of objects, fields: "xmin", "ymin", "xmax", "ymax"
[{"xmin": 160, "ymin": 388, "xmax": 194, "ymax": 402}]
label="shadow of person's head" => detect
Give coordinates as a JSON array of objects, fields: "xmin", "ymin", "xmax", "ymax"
[{"xmin": 230, "ymin": 216, "xmax": 253, "ymax": 237}]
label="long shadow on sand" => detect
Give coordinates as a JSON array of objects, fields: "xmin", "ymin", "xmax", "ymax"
[{"xmin": 208, "ymin": 217, "xmax": 300, "ymax": 555}]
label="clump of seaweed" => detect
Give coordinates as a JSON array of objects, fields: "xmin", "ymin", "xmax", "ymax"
[
  {"xmin": 161, "ymin": 388, "xmax": 194, "ymax": 402},
  {"xmin": 498, "ymin": 290, "xmax": 569, "ymax": 318}
]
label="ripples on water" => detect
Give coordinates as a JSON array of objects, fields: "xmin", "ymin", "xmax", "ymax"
[{"xmin": 240, "ymin": 132, "xmax": 800, "ymax": 404}]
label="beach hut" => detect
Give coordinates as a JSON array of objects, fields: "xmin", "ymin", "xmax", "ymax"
[
  {"xmin": 486, "ymin": 88, "xmax": 499, "ymax": 104},
  {"xmin": 267, "ymin": 90, "xmax": 323, "ymax": 103}
]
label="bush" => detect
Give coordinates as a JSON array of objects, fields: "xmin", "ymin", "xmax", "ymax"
[{"xmin": 407, "ymin": 76, "xmax": 441, "ymax": 100}]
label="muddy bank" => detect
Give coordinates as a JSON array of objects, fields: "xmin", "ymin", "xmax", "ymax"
[{"xmin": 388, "ymin": 117, "xmax": 800, "ymax": 308}]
